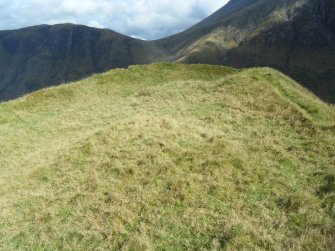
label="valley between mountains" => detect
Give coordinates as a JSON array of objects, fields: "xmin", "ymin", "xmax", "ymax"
[{"xmin": 1, "ymin": 0, "xmax": 335, "ymax": 103}]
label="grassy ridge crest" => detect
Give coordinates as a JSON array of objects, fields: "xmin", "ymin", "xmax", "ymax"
[{"xmin": 0, "ymin": 63, "xmax": 334, "ymax": 250}]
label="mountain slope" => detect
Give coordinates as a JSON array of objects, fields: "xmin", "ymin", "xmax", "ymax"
[
  {"xmin": 0, "ymin": 0, "xmax": 334, "ymax": 103},
  {"xmin": 0, "ymin": 24, "xmax": 164, "ymax": 101},
  {"xmin": 156, "ymin": 0, "xmax": 259, "ymax": 54},
  {"xmin": 158, "ymin": 0, "xmax": 335, "ymax": 103},
  {"xmin": 0, "ymin": 63, "xmax": 334, "ymax": 250}
]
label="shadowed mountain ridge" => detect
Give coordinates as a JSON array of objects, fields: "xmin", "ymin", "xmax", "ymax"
[
  {"xmin": 1, "ymin": 0, "xmax": 334, "ymax": 102},
  {"xmin": 0, "ymin": 24, "xmax": 164, "ymax": 101}
]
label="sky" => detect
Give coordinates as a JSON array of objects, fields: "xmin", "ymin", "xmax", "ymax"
[{"xmin": 0, "ymin": 0, "xmax": 229, "ymax": 40}]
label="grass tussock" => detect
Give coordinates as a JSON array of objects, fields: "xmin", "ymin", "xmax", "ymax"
[{"xmin": 0, "ymin": 63, "xmax": 334, "ymax": 250}]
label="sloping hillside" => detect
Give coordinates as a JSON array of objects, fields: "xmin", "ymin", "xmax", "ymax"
[
  {"xmin": 0, "ymin": 63, "xmax": 334, "ymax": 250},
  {"xmin": 0, "ymin": 24, "xmax": 164, "ymax": 101},
  {"xmin": 1, "ymin": 0, "xmax": 335, "ymax": 104},
  {"xmin": 158, "ymin": 0, "xmax": 335, "ymax": 103}
]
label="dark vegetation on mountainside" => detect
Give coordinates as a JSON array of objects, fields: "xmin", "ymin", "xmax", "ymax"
[
  {"xmin": 159, "ymin": 0, "xmax": 335, "ymax": 103},
  {"xmin": 0, "ymin": 24, "xmax": 164, "ymax": 101},
  {"xmin": 0, "ymin": 0, "xmax": 334, "ymax": 102}
]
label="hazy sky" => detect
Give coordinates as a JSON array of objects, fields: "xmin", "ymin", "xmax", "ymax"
[{"xmin": 0, "ymin": 0, "xmax": 229, "ymax": 40}]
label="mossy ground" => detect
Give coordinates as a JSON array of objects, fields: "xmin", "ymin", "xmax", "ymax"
[{"xmin": 0, "ymin": 63, "xmax": 334, "ymax": 250}]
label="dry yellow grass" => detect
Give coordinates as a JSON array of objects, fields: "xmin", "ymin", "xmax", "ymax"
[{"xmin": 0, "ymin": 63, "xmax": 334, "ymax": 250}]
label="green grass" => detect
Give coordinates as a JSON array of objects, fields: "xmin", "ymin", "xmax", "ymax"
[{"xmin": 0, "ymin": 63, "xmax": 334, "ymax": 250}]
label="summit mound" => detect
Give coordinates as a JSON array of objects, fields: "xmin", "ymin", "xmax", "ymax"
[{"xmin": 0, "ymin": 63, "xmax": 334, "ymax": 250}]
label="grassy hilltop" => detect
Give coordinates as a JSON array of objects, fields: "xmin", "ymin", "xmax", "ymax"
[
  {"xmin": 0, "ymin": 63, "xmax": 334, "ymax": 250},
  {"xmin": 1, "ymin": 0, "xmax": 335, "ymax": 103}
]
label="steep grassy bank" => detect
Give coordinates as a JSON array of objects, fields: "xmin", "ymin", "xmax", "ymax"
[{"xmin": 0, "ymin": 63, "xmax": 334, "ymax": 250}]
